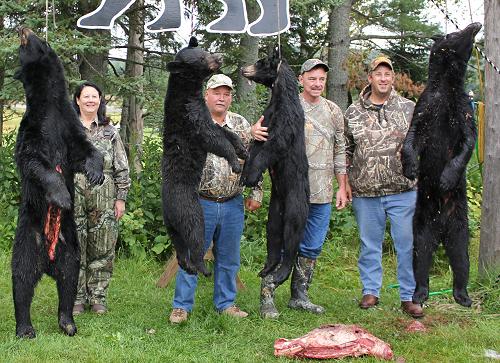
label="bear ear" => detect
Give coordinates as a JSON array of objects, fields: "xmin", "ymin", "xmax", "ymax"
[
  {"xmin": 14, "ymin": 69, "xmax": 22, "ymax": 80},
  {"xmin": 167, "ymin": 61, "xmax": 184, "ymax": 74},
  {"xmin": 431, "ymin": 34, "xmax": 444, "ymax": 42},
  {"xmin": 188, "ymin": 37, "xmax": 198, "ymax": 48}
]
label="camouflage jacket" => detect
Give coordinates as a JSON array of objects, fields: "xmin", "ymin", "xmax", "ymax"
[
  {"xmin": 75, "ymin": 120, "xmax": 131, "ymax": 201},
  {"xmin": 199, "ymin": 111, "xmax": 263, "ymax": 203},
  {"xmin": 344, "ymin": 86, "xmax": 417, "ymax": 197},
  {"xmin": 301, "ymin": 95, "xmax": 347, "ymax": 204}
]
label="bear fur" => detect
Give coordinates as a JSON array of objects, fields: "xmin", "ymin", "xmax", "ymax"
[
  {"xmin": 402, "ymin": 22, "xmax": 482, "ymax": 307},
  {"xmin": 162, "ymin": 37, "xmax": 247, "ymax": 276},
  {"xmin": 13, "ymin": 28, "xmax": 104, "ymax": 338},
  {"xmin": 241, "ymin": 51, "xmax": 309, "ymax": 286}
]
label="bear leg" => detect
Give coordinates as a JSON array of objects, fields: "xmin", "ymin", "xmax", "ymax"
[
  {"xmin": 78, "ymin": 0, "xmax": 136, "ymax": 29},
  {"xmin": 12, "ymin": 238, "xmax": 43, "ymax": 339},
  {"xmin": 248, "ymin": 0, "xmax": 290, "ymax": 36},
  {"xmin": 267, "ymin": 193, "xmax": 308, "ymax": 286},
  {"xmin": 146, "ymin": 0, "xmax": 183, "ymax": 32},
  {"xmin": 444, "ymin": 222, "xmax": 472, "ymax": 307},
  {"xmin": 206, "ymin": 0, "xmax": 248, "ymax": 33},
  {"xmin": 412, "ymin": 222, "xmax": 437, "ymax": 304},
  {"xmin": 53, "ymin": 235, "xmax": 79, "ymax": 336},
  {"xmin": 259, "ymin": 193, "xmax": 284, "ymax": 277}
]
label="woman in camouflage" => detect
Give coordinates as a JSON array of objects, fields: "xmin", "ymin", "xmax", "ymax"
[{"xmin": 71, "ymin": 82, "xmax": 130, "ymax": 314}]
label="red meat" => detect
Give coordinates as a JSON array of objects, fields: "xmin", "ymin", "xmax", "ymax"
[{"xmin": 274, "ymin": 324, "xmax": 394, "ymax": 360}]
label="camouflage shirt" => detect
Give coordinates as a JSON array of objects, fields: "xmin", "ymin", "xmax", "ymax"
[
  {"xmin": 75, "ymin": 120, "xmax": 131, "ymax": 201},
  {"xmin": 344, "ymin": 86, "xmax": 417, "ymax": 197},
  {"xmin": 301, "ymin": 95, "xmax": 347, "ymax": 204},
  {"xmin": 199, "ymin": 111, "xmax": 263, "ymax": 203}
]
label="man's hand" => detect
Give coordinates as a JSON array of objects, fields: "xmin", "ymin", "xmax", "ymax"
[
  {"xmin": 245, "ymin": 198, "xmax": 261, "ymax": 212},
  {"xmin": 115, "ymin": 199, "xmax": 126, "ymax": 220},
  {"xmin": 251, "ymin": 116, "xmax": 268, "ymax": 141},
  {"xmin": 345, "ymin": 179, "xmax": 353, "ymax": 202},
  {"xmin": 335, "ymin": 188, "xmax": 348, "ymax": 210}
]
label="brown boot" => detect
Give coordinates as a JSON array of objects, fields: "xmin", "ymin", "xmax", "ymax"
[
  {"xmin": 287, "ymin": 256, "xmax": 325, "ymax": 314},
  {"xmin": 401, "ymin": 301, "xmax": 424, "ymax": 318},
  {"xmin": 359, "ymin": 294, "xmax": 379, "ymax": 309}
]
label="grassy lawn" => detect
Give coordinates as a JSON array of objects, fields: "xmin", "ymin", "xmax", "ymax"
[{"xmin": 0, "ymin": 235, "xmax": 498, "ymax": 363}]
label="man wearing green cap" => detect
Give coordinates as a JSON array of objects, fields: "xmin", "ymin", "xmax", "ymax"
[
  {"xmin": 169, "ymin": 74, "xmax": 264, "ymax": 323},
  {"xmin": 344, "ymin": 55, "xmax": 424, "ymax": 318},
  {"xmin": 259, "ymin": 58, "xmax": 348, "ymax": 319}
]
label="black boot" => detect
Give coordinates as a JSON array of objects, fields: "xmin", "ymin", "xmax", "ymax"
[
  {"xmin": 260, "ymin": 275, "xmax": 280, "ymax": 319},
  {"xmin": 248, "ymin": 0, "xmax": 290, "ymax": 36},
  {"xmin": 206, "ymin": 0, "xmax": 247, "ymax": 33},
  {"xmin": 78, "ymin": 0, "xmax": 136, "ymax": 29},
  {"xmin": 146, "ymin": 0, "xmax": 183, "ymax": 32},
  {"xmin": 287, "ymin": 256, "xmax": 325, "ymax": 314}
]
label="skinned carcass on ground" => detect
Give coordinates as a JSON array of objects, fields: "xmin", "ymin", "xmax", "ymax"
[{"xmin": 274, "ymin": 324, "xmax": 394, "ymax": 360}]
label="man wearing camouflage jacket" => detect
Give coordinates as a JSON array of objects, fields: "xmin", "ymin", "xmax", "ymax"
[
  {"xmin": 169, "ymin": 74, "xmax": 264, "ymax": 323},
  {"xmin": 344, "ymin": 56, "xmax": 424, "ymax": 318}
]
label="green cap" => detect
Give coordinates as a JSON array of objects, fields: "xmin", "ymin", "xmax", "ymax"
[{"xmin": 300, "ymin": 59, "xmax": 329, "ymax": 74}]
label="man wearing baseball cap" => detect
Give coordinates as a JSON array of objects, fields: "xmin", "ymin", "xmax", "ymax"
[
  {"xmin": 259, "ymin": 58, "xmax": 348, "ymax": 319},
  {"xmin": 169, "ymin": 73, "xmax": 263, "ymax": 323},
  {"xmin": 344, "ymin": 55, "xmax": 424, "ymax": 318}
]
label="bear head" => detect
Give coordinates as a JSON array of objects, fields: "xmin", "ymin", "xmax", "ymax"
[
  {"xmin": 428, "ymin": 22, "xmax": 482, "ymax": 79},
  {"xmin": 167, "ymin": 37, "xmax": 222, "ymax": 80},
  {"xmin": 15, "ymin": 27, "xmax": 66, "ymax": 90},
  {"xmin": 241, "ymin": 48, "xmax": 282, "ymax": 88}
]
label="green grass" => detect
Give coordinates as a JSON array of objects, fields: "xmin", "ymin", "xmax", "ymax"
[{"xmin": 0, "ymin": 236, "xmax": 498, "ymax": 363}]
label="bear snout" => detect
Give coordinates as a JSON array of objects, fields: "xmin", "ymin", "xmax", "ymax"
[
  {"xmin": 241, "ymin": 65, "xmax": 256, "ymax": 78},
  {"xmin": 207, "ymin": 53, "xmax": 223, "ymax": 71},
  {"xmin": 466, "ymin": 22, "xmax": 482, "ymax": 38},
  {"xmin": 19, "ymin": 27, "xmax": 34, "ymax": 46}
]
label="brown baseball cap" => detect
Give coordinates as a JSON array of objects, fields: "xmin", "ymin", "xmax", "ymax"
[
  {"xmin": 300, "ymin": 59, "xmax": 330, "ymax": 74},
  {"xmin": 369, "ymin": 56, "xmax": 394, "ymax": 72}
]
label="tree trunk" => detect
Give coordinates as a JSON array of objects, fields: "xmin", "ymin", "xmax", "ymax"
[
  {"xmin": 235, "ymin": 0, "xmax": 259, "ymax": 123},
  {"xmin": 479, "ymin": 0, "xmax": 500, "ymax": 278},
  {"xmin": 120, "ymin": 0, "xmax": 145, "ymax": 173},
  {"xmin": 326, "ymin": 0, "xmax": 352, "ymax": 111},
  {"xmin": 78, "ymin": 1, "xmax": 110, "ymax": 86}
]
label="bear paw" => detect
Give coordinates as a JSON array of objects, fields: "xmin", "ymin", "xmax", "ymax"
[
  {"xmin": 439, "ymin": 168, "xmax": 459, "ymax": 192},
  {"xmin": 16, "ymin": 325, "xmax": 36, "ymax": 339},
  {"xmin": 453, "ymin": 289, "xmax": 472, "ymax": 307},
  {"xmin": 402, "ymin": 160, "xmax": 417, "ymax": 180},
  {"xmin": 412, "ymin": 287, "xmax": 429, "ymax": 304},
  {"xmin": 59, "ymin": 317, "xmax": 77, "ymax": 336},
  {"xmin": 46, "ymin": 187, "xmax": 71, "ymax": 210}
]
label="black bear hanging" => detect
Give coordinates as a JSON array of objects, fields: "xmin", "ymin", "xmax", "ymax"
[{"xmin": 77, "ymin": 0, "xmax": 290, "ymax": 36}]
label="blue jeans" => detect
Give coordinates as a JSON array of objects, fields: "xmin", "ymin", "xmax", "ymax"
[
  {"xmin": 172, "ymin": 195, "xmax": 244, "ymax": 312},
  {"xmin": 352, "ymin": 191, "xmax": 417, "ymax": 301},
  {"xmin": 298, "ymin": 203, "xmax": 332, "ymax": 259}
]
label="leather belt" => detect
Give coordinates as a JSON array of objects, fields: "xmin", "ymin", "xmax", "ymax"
[{"xmin": 199, "ymin": 194, "xmax": 238, "ymax": 203}]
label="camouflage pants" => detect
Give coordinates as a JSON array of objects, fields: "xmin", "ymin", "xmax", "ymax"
[{"xmin": 74, "ymin": 174, "xmax": 118, "ymax": 306}]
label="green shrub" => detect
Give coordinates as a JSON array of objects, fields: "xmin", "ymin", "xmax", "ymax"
[
  {"xmin": 0, "ymin": 132, "xmax": 20, "ymax": 250},
  {"xmin": 118, "ymin": 134, "xmax": 170, "ymax": 258}
]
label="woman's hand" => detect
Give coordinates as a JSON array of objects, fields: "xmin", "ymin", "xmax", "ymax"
[{"xmin": 114, "ymin": 199, "xmax": 126, "ymax": 220}]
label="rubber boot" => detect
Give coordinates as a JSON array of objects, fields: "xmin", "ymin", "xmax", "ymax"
[
  {"xmin": 260, "ymin": 274, "xmax": 280, "ymax": 319},
  {"xmin": 287, "ymin": 256, "xmax": 325, "ymax": 314},
  {"xmin": 78, "ymin": 0, "xmax": 136, "ymax": 29},
  {"xmin": 146, "ymin": 0, "xmax": 183, "ymax": 32},
  {"xmin": 206, "ymin": 0, "xmax": 248, "ymax": 33},
  {"xmin": 248, "ymin": 0, "xmax": 290, "ymax": 36}
]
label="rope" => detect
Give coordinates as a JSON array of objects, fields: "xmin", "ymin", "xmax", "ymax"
[
  {"xmin": 277, "ymin": 0, "xmax": 282, "ymax": 59},
  {"xmin": 44, "ymin": 0, "xmax": 57, "ymax": 41},
  {"xmin": 428, "ymin": 0, "xmax": 500, "ymax": 76}
]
